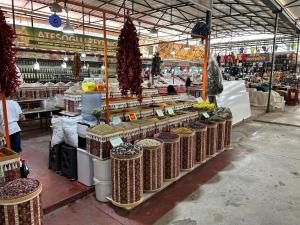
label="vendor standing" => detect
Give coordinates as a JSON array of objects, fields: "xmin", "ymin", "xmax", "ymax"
[{"xmin": 0, "ymin": 99, "xmax": 25, "ymax": 153}]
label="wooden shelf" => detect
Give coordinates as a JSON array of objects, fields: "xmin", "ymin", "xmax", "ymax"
[{"xmin": 107, "ymin": 147, "xmax": 231, "ymax": 211}]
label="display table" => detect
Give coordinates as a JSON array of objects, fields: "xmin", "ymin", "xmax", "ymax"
[{"xmin": 247, "ymin": 89, "xmax": 285, "ymax": 109}]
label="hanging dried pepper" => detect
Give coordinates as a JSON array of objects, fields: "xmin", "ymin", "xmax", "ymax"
[
  {"xmin": 72, "ymin": 53, "xmax": 81, "ymax": 82},
  {"xmin": 117, "ymin": 17, "xmax": 143, "ymax": 101},
  {"xmin": 0, "ymin": 9, "xmax": 20, "ymax": 96}
]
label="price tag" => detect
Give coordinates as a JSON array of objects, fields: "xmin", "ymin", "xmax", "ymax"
[
  {"xmin": 156, "ymin": 109, "xmax": 164, "ymax": 117},
  {"xmin": 111, "ymin": 116, "xmax": 121, "ymax": 125},
  {"xmin": 167, "ymin": 107, "xmax": 175, "ymax": 115},
  {"xmin": 129, "ymin": 112, "xmax": 137, "ymax": 121},
  {"xmin": 202, "ymin": 112, "xmax": 210, "ymax": 119},
  {"xmin": 196, "ymin": 97, "xmax": 203, "ymax": 103},
  {"xmin": 109, "ymin": 136, "xmax": 123, "ymax": 148}
]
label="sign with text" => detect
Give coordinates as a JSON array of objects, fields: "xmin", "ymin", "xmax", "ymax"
[
  {"xmin": 129, "ymin": 112, "xmax": 137, "ymax": 121},
  {"xmin": 109, "ymin": 136, "xmax": 123, "ymax": 148}
]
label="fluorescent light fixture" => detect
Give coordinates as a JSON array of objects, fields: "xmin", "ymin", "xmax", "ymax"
[
  {"xmin": 33, "ymin": 59, "xmax": 40, "ymax": 70},
  {"xmin": 62, "ymin": 20, "xmax": 74, "ymax": 34}
]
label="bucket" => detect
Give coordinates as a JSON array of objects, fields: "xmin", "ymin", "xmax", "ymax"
[
  {"xmin": 93, "ymin": 177, "xmax": 111, "ymax": 202},
  {"xmin": 77, "ymin": 148, "xmax": 94, "ymax": 186},
  {"xmin": 92, "ymin": 158, "xmax": 111, "ymax": 181}
]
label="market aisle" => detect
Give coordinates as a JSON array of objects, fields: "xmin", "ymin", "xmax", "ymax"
[
  {"xmin": 21, "ymin": 128, "xmax": 93, "ymax": 214},
  {"xmin": 44, "ymin": 117, "xmax": 300, "ymax": 225},
  {"xmin": 155, "ymin": 121, "xmax": 300, "ymax": 225}
]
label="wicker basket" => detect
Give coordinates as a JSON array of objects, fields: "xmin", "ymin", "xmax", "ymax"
[
  {"xmin": 0, "ymin": 148, "xmax": 21, "ymax": 187},
  {"xmin": 215, "ymin": 120, "xmax": 226, "ymax": 152},
  {"xmin": 155, "ymin": 133, "xmax": 180, "ymax": 181},
  {"xmin": 189, "ymin": 126, "xmax": 207, "ymax": 163},
  {"xmin": 111, "ymin": 152, "xmax": 143, "ymax": 207},
  {"xmin": 171, "ymin": 128, "xmax": 195, "ymax": 170},
  {"xmin": 205, "ymin": 121, "xmax": 217, "ymax": 156},
  {"xmin": 137, "ymin": 139, "xmax": 163, "ymax": 192},
  {"xmin": 0, "ymin": 178, "xmax": 43, "ymax": 225},
  {"xmin": 225, "ymin": 118, "xmax": 232, "ymax": 149}
]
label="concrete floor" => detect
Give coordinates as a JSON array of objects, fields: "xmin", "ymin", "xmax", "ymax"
[
  {"xmin": 155, "ymin": 120, "xmax": 300, "ymax": 225},
  {"xmin": 40, "ymin": 106, "xmax": 300, "ymax": 225}
]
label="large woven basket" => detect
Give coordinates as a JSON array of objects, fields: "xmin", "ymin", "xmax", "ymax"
[
  {"xmin": 215, "ymin": 120, "xmax": 226, "ymax": 152},
  {"xmin": 111, "ymin": 151, "xmax": 143, "ymax": 207},
  {"xmin": 155, "ymin": 133, "xmax": 180, "ymax": 181},
  {"xmin": 0, "ymin": 178, "xmax": 43, "ymax": 225},
  {"xmin": 171, "ymin": 128, "xmax": 195, "ymax": 171},
  {"xmin": 225, "ymin": 118, "xmax": 232, "ymax": 149},
  {"xmin": 136, "ymin": 139, "xmax": 163, "ymax": 192},
  {"xmin": 192, "ymin": 126, "xmax": 207, "ymax": 163},
  {"xmin": 205, "ymin": 121, "xmax": 217, "ymax": 156}
]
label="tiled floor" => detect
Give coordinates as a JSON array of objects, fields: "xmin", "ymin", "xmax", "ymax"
[{"xmin": 21, "ymin": 128, "xmax": 93, "ymax": 214}]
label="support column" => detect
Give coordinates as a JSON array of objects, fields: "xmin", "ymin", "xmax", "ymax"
[
  {"xmin": 266, "ymin": 12, "xmax": 279, "ymax": 113},
  {"xmin": 296, "ymin": 34, "xmax": 299, "ymax": 74},
  {"xmin": 103, "ymin": 12, "xmax": 110, "ymax": 124},
  {"xmin": 11, "ymin": 0, "xmax": 15, "ymax": 32}
]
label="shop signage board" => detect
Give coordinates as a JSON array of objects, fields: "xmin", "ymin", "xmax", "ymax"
[
  {"xmin": 156, "ymin": 109, "xmax": 164, "ymax": 117},
  {"xmin": 202, "ymin": 112, "xmax": 210, "ymax": 118},
  {"xmin": 246, "ymin": 53, "xmax": 271, "ymax": 63},
  {"xmin": 166, "ymin": 107, "xmax": 175, "ymax": 115},
  {"xmin": 129, "ymin": 112, "xmax": 137, "ymax": 121},
  {"xmin": 109, "ymin": 136, "xmax": 123, "ymax": 148},
  {"xmin": 15, "ymin": 25, "xmax": 117, "ymax": 55}
]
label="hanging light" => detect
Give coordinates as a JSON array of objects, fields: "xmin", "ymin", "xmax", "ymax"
[
  {"xmin": 82, "ymin": 62, "xmax": 87, "ymax": 70},
  {"xmin": 33, "ymin": 59, "xmax": 40, "ymax": 70},
  {"xmin": 81, "ymin": 52, "xmax": 86, "ymax": 58},
  {"xmin": 61, "ymin": 61, "xmax": 67, "ymax": 68},
  {"xmin": 63, "ymin": 52, "xmax": 68, "ymax": 61},
  {"xmin": 171, "ymin": 50, "xmax": 176, "ymax": 55},
  {"xmin": 101, "ymin": 65, "xmax": 105, "ymax": 70},
  {"xmin": 184, "ymin": 40, "xmax": 190, "ymax": 50},
  {"xmin": 62, "ymin": 7, "xmax": 74, "ymax": 34},
  {"xmin": 63, "ymin": 20, "xmax": 74, "ymax": 34}
]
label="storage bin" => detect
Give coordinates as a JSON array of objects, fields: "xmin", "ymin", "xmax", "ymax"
[
  {"xmin": 155, "ymin": 133, "xmax": 180, "ymax": 181},
  {"xmin": 225, "ymin": 118, "xmax": 232, "ymax": 149},
  {"xmin": 171, "ymin": 127, "xmax": 195, "ymax": 170},
  {"xmin": 77, "ymin": 148, "xmax": 94, "ymax": 186},
  {"xmin": 215, "ymin": 120, "xmax": 226, "ymax": 152},
  {"xmin": 204, "ymin": 121, "xmax": 217, "ymax": 156},
  {"xmin": 0, "ymin": 148, "xmax": 21, "ymax": 187},
  {"xmin": 188, "ymin": 122, "xmax": 207, "ymax": 163},
  {"xmin": 93, "ymin": 158, "xmax": 111, "ymax": 181},
  {"xmin": 136, "ymin": 139, "xmax": 163, "ymax": 192},
  {"xmin": 111, "ymin": 151, "xmax": 143, "ymax": 207},
  {"xmin": 0, "ymin": 178, "xmax": 43, "ymax": 225},
  {"xmin": 94, "ymin": 178, "xmax": 111, "ymax": 202}
]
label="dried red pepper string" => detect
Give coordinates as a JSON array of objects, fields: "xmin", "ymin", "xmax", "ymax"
[
  {"xmin": 0, "ymin": 9, "xmax": 20, "ymax": 96},
  {"xmin": 117, "ymin": 17, "xmax": 143, "ymax": 102}
]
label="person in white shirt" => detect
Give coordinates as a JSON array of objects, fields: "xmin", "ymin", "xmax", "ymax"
[{"xmin": 0, "ymin": 99, "xmax": 25, "ymax": 153}]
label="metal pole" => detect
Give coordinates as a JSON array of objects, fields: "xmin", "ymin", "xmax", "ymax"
[
  {"xmin": 266, "ymin": 12, "xmax": 279, "ymax": 113},
  {"xmin": 11, "ymin": 0, "xmax": 16, "ymax": 33},
  {"xmin": 103, "ymin": 12, "xmax": 110, "ymax": 124},
  {"xmin": 1, "ymin": 93, "xmax": 11, "ymax": 149},
  {"xmin": 296, "ymin": 34, "xmax": 299, "ymax": 73}
]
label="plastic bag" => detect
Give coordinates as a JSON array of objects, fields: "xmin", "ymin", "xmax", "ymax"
[
  {"xmin": 207, "ymin": 57, "xmax": 223, "ymax": 96},
  {"xmin": 51, "ymin": 116, "xmax": 64, "ymax": 147}
]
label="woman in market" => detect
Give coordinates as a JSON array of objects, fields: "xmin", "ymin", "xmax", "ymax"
[{"xmin": 0, "ymin": 97, "xmax": 25, "ymax": 153}]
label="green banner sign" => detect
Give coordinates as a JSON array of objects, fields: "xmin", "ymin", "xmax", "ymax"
[{"xmin": 16, "ymin": 26, "xmax": 117, "ymax": 55}]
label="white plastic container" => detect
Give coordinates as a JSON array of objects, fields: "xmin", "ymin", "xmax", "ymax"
[
  {"xmin": 77, "ymin": 148, "xmax": 94, "ymax": 186},
  {"xmin": 94, "ymin": 178, "xmax": 111, "ymax": 202},
  {"xmin": 93, "ymin": 158, "xmax": 111, "ymax": 181}
]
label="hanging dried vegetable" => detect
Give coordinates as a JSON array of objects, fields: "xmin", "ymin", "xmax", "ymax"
[
  {"xmin": 0, "ymin": 9, "xmax": 20, "ymax": 96},
  {"xmin": 117, "ymin": 17, "xmax": 143, "ymax": 101},
  {"xmin": 72, "ymin": 53, "xmax": 81, "ymax": 81}
]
